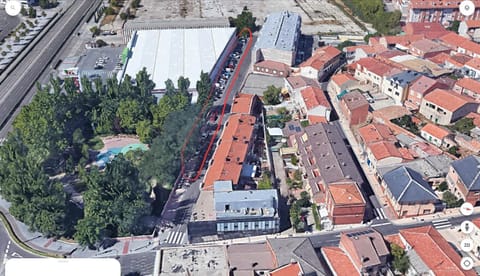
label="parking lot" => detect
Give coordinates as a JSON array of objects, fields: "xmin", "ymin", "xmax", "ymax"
[{"xmin": 135, "ymin": 0, "xmax": 365, "ymax": 35}]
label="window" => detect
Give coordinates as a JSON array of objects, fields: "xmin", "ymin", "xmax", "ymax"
[{"xmin": 423, "ymin": 209, "xmax": 431, "ymax": 214}]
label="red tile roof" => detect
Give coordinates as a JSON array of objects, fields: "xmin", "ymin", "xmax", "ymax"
[
  {"xmin": 409, "ymin": 75, "xmax": 439, "ymax": 95},
  {"xmin": 300, "ymin": 86, "xmax": 331, "ymax": 110},
  {"xmin": 344, "ymin": 44, "xmax": 386, "ymax": 55},
  {"xmin": 356, "ymin": 57, "xmax": 398, "ymax": 77},
  {"xmin": 307, "ymin": 115, "xmax": 328, "ymax": 124},
  {"xmin": 410, "ymin": 0, "xmax": 480, "ymax": 9},
  {"xmin": 410, "ymin": 39, "xmax": 451, "ymax": 54},
  {"xmin": 381, "ymin": 34, "xmax": 425, "ymax": 47},
  {"xmin": 384, "ymin": 234, "xmax": 406, "ymax": 249},
  {"xmin": 286, "ymin": 76, "xmax": 320, "ymax": 90},
  {"xmin": 465, "ymin": 57, "xmax": 480, "ymax": 70},
  {"xmin": 358, "ymin": 123, "xmax": 396, "ymax": 145},
  {"xmin": 429, "ymin": 53, "xmax": 473, "ymax": 67},
  {"xmin": 439, "ymin": 32, "xmax": 480, "ymax": 56},
  {"xmin": 421, "ymin": 123, "xmax": 451, "ymax": 140},
  {"xmin": 203, "ymin": 114, "xmax": 256, "ymax": 189},
  {"xmin": 400, "ymin": 226, "xmax": 477, "ymax": 276},
  {"xmin": 423, "ymin": 89, "xmax": 475, "ymax": 112},
  {"xmin": 231, "ymin": 93, "xmax": 256, "ymax": 114},
  {"xmin": 322, "ymin": 247, "xmax": 358, "ymax": 275},
  {"xmin": 403, "ymin": 22, "xmax": 449, "ymax": 39},
  {"xmin": 269, "ymin": 262, "xmax": 303, "ymax": 276},
  {"xmin": 328, "ymin": 182, "xmax": 365, "ymax": 205},
  {"xmin": 369, "ymin": 141, "xmax": 403, "ymax": 161},
  {"xmin": 465, "ymin": 20, "xmax": 480, "ymax": 29},
  {"xmin": 473, "ymin": 218, "xmax": 480, "ymax": 229},
  {"xmin": 330, "ymin": 73, "xmax": 356, "ymax": 87},
  {"xmin": 466, "ymin": 112, "xmax": 480, "ymax": 127},
  {"xmin": 300, "ymin": 46, "xmax": 341, "ymax": 70},
  {"xmin": 255, "ymin": 60, "xmax": 290, "ymax": 72},
  {"xmin": 455, "ymin": 78, "xmax": 480, "ymax": 96}
]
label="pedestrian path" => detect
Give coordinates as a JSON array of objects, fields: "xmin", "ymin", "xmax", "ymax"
[
  {"xmin": 373, "ymin": 207, "xmax": 387, "ymax": 220},
  {"xmin": 164, "ymin": 231, "xmax": 186, "ymax": 245},
  {"xmin": 432, "ymin": 218, "xmax": 452, "ymax": 229}
]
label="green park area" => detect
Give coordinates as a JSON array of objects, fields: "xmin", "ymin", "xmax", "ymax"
[{"xmin": 0, "ymin": 69, "xmax": 211, "ymax": 248}]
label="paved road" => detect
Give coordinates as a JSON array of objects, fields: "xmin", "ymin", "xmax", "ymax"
[
  {"xmin": 0, "ymin": 0, "xmax": 102, "ymax": 138},
  {"xmin": 0, "ymin": 221, "xmax": 40, "ymax": 276}
]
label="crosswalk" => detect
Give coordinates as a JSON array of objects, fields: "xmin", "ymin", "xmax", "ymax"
[
  {"xmin": 373, "ymin": 207, "xmax": 387, "ymax": 220},
  {"xmin": 432, "ymin": 219, "xmax": 452, "ymax": 229},
  {"xmin": 164, "ymin": 231, "xmax": 186, "ymax": 245}
]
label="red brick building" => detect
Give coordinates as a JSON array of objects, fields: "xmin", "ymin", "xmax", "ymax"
[
  {"xmin": 325, "ymin": 181, "xmax": 366, "ymax": 225},
  {"xmin": 339, "ymin": 90, "xmax": 369, "ymax": 126},
  {"xmin": 253, "ymin": 60, "xmax": 291, "ymax": 77}
]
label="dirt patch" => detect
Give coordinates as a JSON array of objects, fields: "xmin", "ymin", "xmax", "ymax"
[{"xmin": 100, "ymin": 135, "xmax": 142, "ymax": 152}]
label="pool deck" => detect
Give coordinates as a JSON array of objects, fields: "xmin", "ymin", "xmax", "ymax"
[{"xmin": 100, "ymin": 135, "xmax": 142, "ymax": 152}]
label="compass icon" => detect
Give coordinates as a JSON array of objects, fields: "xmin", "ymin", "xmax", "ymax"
[{"xmin": 5, "ymin": 0, "xmax": 22, "ymax": 17}]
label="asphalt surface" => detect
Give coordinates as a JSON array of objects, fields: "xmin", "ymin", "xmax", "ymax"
[
  {"xmin": 0, "ymin": 221, "xmax": 40, "ymax": 276},
  {"xmin": 0, "ymin": 10, "xmax": 20, "ymax": 43},
  {"xmin": 0, "ymin": 0, "xmax": 102, "ymax": 139},
  {"xmin": 309, "ymin": 213, "xmax": 480, "ymax": 248}
]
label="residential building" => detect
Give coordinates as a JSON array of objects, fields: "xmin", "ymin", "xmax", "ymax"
[
  {"xmin": 253, "ymin": 60, "xmax": 291, "ymax": 77},
  {"xmin": 381, "ymin": 167, "xmax": 442, "ymax": 218},
  {"xmin": 327, "ymin": 73, "xmax": 357, "ymax": 95},
  {"xmin": 214, "ymin": 181, "xmax": 279, "ymax": 236},
  {"xmin": 447, "ymin": 155, "xmax": 480, "ymax": 206},
  {"xmin": 226, "ymin": 243, "xmax": 277, "ymax": 275},
  {"xmin": 453, "ymin": 78, "xmax": 480, "ymax": 102},
  {"xmin": 254, "ymin": 11, "xmax": 302, "ymax": 66},
  {"xmin": 405, "ymin": 75, "xmax": 444, "ymax": 110},
  {"xmin": 203, "ymin": 114, "xmax": 256, "ymax": 189},
  {"xmin": 292, "ymin": 122, "xmax": 366, "ymax": 205},
  {"xmin": 428, "ymin": 52, "xmax": 473, "ymax": 69},
  {"xmin": 357, "ymin": 123, "xmax": 397, "ymax": 153},
  {"xmin": 294, "ymin": 86, "xmax": 332, "ymax": 124},
  {"xmin": 267, "ymin": 237, "xmax": 327, "ymax": 276},
  {"xmin": 381, "ymin": 70, "xmax": 420, "ymax": 105},
  {"xmin": 269, "ymin": 262, "xmax": 303, "ymax": 276},
  {"xmin": 403, "ymin": 22, "xmax": 449, "ymax": 39},
  {"xmin": 419, "ymin": 88, "xmax": 478, "ymax": 125},
  {"xmin": 299, "ymin": 46, "xmax": 343, "ymax": 81},
  {"xmin": 438, "ymin": 32, "xmax": 480, "ymax": 58},
  {"xmin": 231, "ymin": 93, "xmax": 260, "ymax": 115},
  {"xmin": 465, "ymin": 57, "xmax": 480, "ymax": 78},
  {"xmin": 325, "ymin": 181, "xmax": 366, "ymax": 225},
  {"xmin": 459, "ymin": 20, "xmax": 480, "ymax": 42},
  {"xmin": 389, "ymin": 54, "xmax": 452, "ymax": 77},
  {"xmin": 420, "ymin": 123, "xmax": 452, "ymax": 148},
  {"xmin": 366, "ymin": 141, "xmax": 407, "ymax": 169},
  {"xmin": 377, "ymin": 154, "xmax": 454, "ymax": 187},
  {"xmin": 354, "ymin": 57, "xmax": 402, "ymax": 88},
  {"xmin": 407, "ymin": 0, "xmax": 480, "ymax": 24},
  {"xmin": 343, "ymin": 44, "xmax": 387, "ymax": 63},
  {"xmin": 338, "ymin": 90, "xmax": 369, "ymax": 126},
  {"xmin": 323, "ymin": 228, "xmax": 389, "ymax": 275},
  {"xmin": 455, "ymin": 133, "xmax": 480, "ymax": 153},
  {"xmin": 377, "ymin": 34, "xmax": 425, "ymax": 50},
  {"xmin": 408, "ymin": 39, "xmax": 451, "ymax": 58},
  {"xmin": 399, "ymin": 226, "xmax": 477, "ymax": 276},
  {"xmin": 285, "ymin": 75, "xmax": 320, "ymax": 96}
]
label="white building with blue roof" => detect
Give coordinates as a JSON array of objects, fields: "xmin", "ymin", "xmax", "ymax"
[
  {"xmin": 381, "ymin": 166, "xmax": 443, "ymax": 218},
  {"xmin": 254, "ymin": 11, "xmax": 301, "ymax": 66}
]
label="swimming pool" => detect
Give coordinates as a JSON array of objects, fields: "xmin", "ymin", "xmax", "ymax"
[{"xmin": 95, "ymin": 143, "xmax": 147, "ymax": 167}]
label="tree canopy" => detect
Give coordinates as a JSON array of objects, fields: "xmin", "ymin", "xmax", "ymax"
[
  {"xmin": 228, "ymin": 6, "xmax": 257, "ymax": 33},
  {"xmin": 0, "ymin": 67, "xmax": 210, "ymax": 246},
  {"xmin": 342, "ymin": 0, "xmax": 401, "ymax": 34},
  {"xmin": 263, "ymin": 85, "xmax": 282, "ymax": 105}
]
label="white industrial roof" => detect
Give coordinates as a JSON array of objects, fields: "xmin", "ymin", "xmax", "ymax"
[{"xmin": 122, "ymin": 27, "xmax": 235, "ymax": 91}]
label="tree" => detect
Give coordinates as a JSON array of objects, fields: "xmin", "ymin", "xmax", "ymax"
[
  {"xmin": 120, "ymin": 12, "xmax": 128, "ymax": 21},
  {"xmin": 263, "ymin": 85, "xmax": 281, "ymax": 105},
  {"xmin": 257, "ymin": 171, "xmax": 273, "ymax": 189},
  {"xmin": 196, "ymin": 71, "xmax": 211, "ymax": 107},
  {"xmin": 28, "ymin": 7, "xmax": 37, "ymax": 18},
  {"xmin": 117, "ymin": 99, "xmax": 146, "ymax": 133},
  {"xmin": 448, "ymin": 20, "xmax": 461, "ymax": 32},
  {"xmin": 336, "ymin": 40, "xmax": 356, "ymax": 51},
  {"xmin": 447, "ymin": 146, "xmax": 460, "ymax": 158},
  {"xmin": 291, "ymin": 154, "xmax": 298, "ymax": 166},
  {"xmin": 131, "ymin": 0, "xmax": 141, "ymax": 9},
  {"xmin": 438, "ymin": 181, "xmax": 448, "ymax": 192},
  {"xmin": 228, "ymin": 6, "xmax": 256, "ymax": 33},
  {"xmin": 451, "ymin": 117, "xmax": 475, "ymax": 135},
  {"xmin": 391, "ymin": 244, "xmax": 410, "ymax": 274},
  {"xmin": 90, "ymin": 26, "xmax": 100, "ymax": 37},
  {"xmin": 297, "ymin": 191, "xmax": 311, "ymax": 208},
  {"xmin": 442, "ymin": 191, "xmax": 464, "ymax": 208},
  {"xmin": 105, "ymin": 6, "xmax": 116, "ymax": 16},
  {"xmin": 96, "ymin": 39, "xmax": 108, "ymax": 47},
  {"xmin": 136, "ymin": 120, "xmax": 153, "ymax": 144}
]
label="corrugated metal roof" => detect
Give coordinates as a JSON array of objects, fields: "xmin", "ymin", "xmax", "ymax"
[
  {"xmin": 122, "ymin": 27, "xmax": 235, "ymax": 91},
  {"xmin": 254, "ymin": 11, "xmax": 301, "ymax": 52}
]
